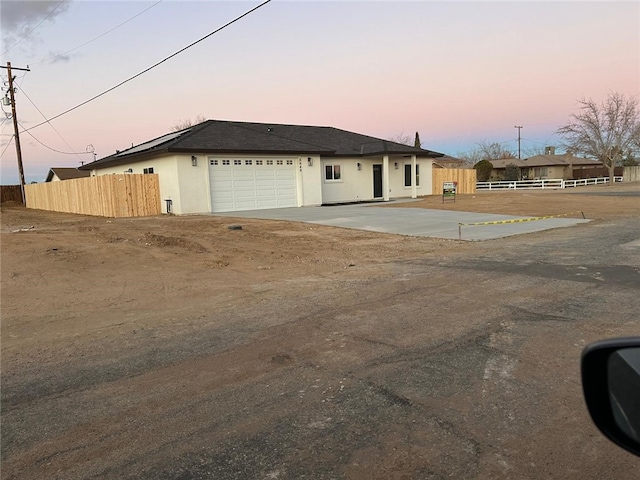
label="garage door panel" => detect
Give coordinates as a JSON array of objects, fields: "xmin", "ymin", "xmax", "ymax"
[{"xmin": 209, "ymin": 159, "xmax": 297, "ymax": 213}]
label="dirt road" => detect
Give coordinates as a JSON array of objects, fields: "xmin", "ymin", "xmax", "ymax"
[{"xmin": 2, "ymin": 184, "xmax": 639, "ymax": 479}]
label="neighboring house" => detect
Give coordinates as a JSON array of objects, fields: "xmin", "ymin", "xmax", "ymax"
[
  {"xmin": 433, "ymin": 155, "xmax": 468, "ymax": 169},
  {"xmin": 487, "ymin": 148, "xmax": 604, "ymax": 181},
  {"xmin": 45, "ymin": 167, "xmax": 90, "ymax": 182},
  {"xmin": 78, "ymin": 120, "xmax": 445, "ymax": 215}
]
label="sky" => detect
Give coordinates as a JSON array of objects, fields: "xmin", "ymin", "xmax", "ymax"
[{"xmin": 0, "ymin": 0, "xmax": 638, "ymax": 184}]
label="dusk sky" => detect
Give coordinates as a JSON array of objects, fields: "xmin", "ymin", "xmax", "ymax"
[{"xmin": 1, "ymin": 0, "xmax": 638, "ymax": 184}]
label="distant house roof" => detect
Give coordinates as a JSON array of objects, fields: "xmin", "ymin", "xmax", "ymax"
[
  {"xmin": 433, "ymin": 155, "xmax": 468, "ymax": 168},
  {"xmin": 79, "ymin": 120, "xmax": 445, "ymax": 170},
  {"xmin": 45, "ymin": 167, "xmax": 90, "ymax": 182},
  {"xmin": 488, "ymin": 154, "xmax": 601, "ymax": 169}
]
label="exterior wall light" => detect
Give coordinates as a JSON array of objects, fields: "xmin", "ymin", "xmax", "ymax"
[
  {"xmin": 357, "ymin": 162, "xmax": 362, "ymax": 170},
  {"xmin": 307, "ymin": 157, "xmax": 313, "ymax": 166},
  {"xmin": 191, "ymin": 155, "xmax": 198, "ymax": 166},
  {"xmin": 394, "ymin": 162, "xmax": 399, "ymax": 169}
]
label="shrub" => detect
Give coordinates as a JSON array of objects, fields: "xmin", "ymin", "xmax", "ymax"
[
  {"xmin": 474, "ymin": 160, "xmax": 494, "ymax": 182},
  {"xmin": 504, "ymin": 163, "xmax": 520, "ymax": 181}
]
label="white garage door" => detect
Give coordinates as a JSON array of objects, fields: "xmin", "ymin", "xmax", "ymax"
[{"xmin": 209, "ymin": 158, "xmax": 297, "ymax": 213}]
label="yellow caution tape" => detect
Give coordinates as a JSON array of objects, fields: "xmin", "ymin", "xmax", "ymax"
[{"xmin": 459, "ymin": 211, "xmax": 585, "ymax": 227}]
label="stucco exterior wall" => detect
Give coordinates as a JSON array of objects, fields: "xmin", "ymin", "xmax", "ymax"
[
  {"xmin": 88, "ymin": 155, "xmax": 181, "ymax": 214},
  {"xmin": 297, "ymin": 155, "xmax": 323, "ymax": 207},
  {"xmin": 321, "ymin": 157, "xmax": 433, "ymax": 204},
  {"xmin": 321, "ymin": 158, "xmax": 376, "ymax": 204},
  {"xmin": 387, "ymin": 158, "xmax": 433, "ymax": 197},
  {"xmin": 174, "ymin": 154, "xmax": 211, "ymax": 214}
]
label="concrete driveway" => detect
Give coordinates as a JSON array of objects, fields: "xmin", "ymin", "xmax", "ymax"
[{"xmin": 216, "ymin": 202, "xmax": 590, "ymax": 241}]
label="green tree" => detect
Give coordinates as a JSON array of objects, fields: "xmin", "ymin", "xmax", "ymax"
[
  {"xmin": 557, "ymin": 92, "xmax": 640, "ymax": 183},
  {"xmin": 414, "ymin": 132, "xmax": 421, "ymax": 148},
  {"xmin": 474, "ymin": 159, "xmax": 494, "ymax": 182},
  {"xmin": 504, "ymin": 163, "xmax": 520, "ymax": 181}
]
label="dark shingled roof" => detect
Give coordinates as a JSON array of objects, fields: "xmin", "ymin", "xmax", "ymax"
[
  {"xmin": 79, "ymin": 120, "xmax": 444, "ymax": 170},
  {"xmin": 45, "ymin": 167, "xmax": 90, "ymax": 182}
]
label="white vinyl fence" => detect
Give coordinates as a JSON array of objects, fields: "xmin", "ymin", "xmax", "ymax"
[{"xmin": 477, "ymin": 177, "xmax": 623, "ymax": 191}]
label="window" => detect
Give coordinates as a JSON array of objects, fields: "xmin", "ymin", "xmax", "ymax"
[
  {"xmin": 325, "ymin": 164, "xmax": 341, "ymax": 181},
  {"xmin": 245, "ymin": 160, "xmax": 252, "ymax": 165},
  {"xmin": 404, "ymin": 164, "xmax": 419, "ymax": 187},
  {"xmin": 234, "ymin": 160, "xmax": 242, "ymax": 165},
  {"xmin": 276, "ymin": 159, "xmax": 283, "ymax": 165},
  {"xmin": 286, "ymin": 159, "xmax": 293, "ymax": 165},
  {"xmin": 256, "ymin": 160, "xmax": 263, "ymax": 165},
  {"xmin": 143, "ymin": 167, "xmax": 154, "ymax": 174},
  {"xmin": 210, "ymin": 159, "xmax": 218, "ymax": 166},
  {"xmin": 222, "ymin": 159, "xmax": 230, "ymax": 165},
  {"xmin": 266, "ymin": 160, "xmax": 273, "ymax": 165}
]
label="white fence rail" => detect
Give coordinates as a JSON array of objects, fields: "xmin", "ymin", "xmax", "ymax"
[{"xmin": 477, "ymin": 177, "xmax": 623, "ymax": 191}]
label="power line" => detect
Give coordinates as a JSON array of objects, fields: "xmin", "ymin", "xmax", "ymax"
[
  {"xmin": 18, "ymin": 86, "xmax": 84, "ymax": 159},
  {"xmin": 0, "ymin": 135, "xmax": 14, "ymax": 158},
  {"xmin": 21, "ymin": 0, "xmax": 272, "ymax": 134},
  {"xmin": 29, "ymin": 1, "xmax": 163, "ymax": 66},
  {"xmin": 1, "ymin": 0, "xmax": 68, "ymax": 56},
  {"xmin": 18, "ymin": 121, "xmax": 83, "ymax": 155}
]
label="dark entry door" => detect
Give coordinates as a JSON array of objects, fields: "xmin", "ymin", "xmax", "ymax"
[{"xmin": 373, "ymin": 164, "xmax": 383, "ymax": 198}]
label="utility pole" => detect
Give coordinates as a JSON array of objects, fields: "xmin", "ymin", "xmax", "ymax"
[
  {"xmin": 1, "ymin": 62, "xmax": 31, "ymax": 203},
  {"xmin": 514, "ymin": 125, "xmax": 523, "ymax": 159}
]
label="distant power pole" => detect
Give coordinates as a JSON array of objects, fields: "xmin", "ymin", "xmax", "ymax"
[
  {"xmin": 514, "ymin": 125, "xmax": 523, "ymax": 159},
  {"xmin": 1, "ymin": 62, "xmax": 31, "ymax": 203}
]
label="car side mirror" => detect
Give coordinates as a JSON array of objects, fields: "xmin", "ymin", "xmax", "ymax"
[{"xmin": 581, "ymin": 337, "xmax": 640, "ymax": 457}]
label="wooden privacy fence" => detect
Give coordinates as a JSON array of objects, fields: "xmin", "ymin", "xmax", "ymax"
[
  {"xmin": 432, "ymin": 168, "xmax": 476, "ymax": 194},
  {"xmin": 24, "ymin": 174, "xmax": 161, "ymax": 218},
  {"xmin": 1, "ymin": 185, "xmax": 23, "ymax": 203}
]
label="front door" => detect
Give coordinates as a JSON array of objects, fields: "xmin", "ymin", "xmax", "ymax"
[{"xmin": 373, "ymin": 164, "xmax": 383, "ymax": 198}]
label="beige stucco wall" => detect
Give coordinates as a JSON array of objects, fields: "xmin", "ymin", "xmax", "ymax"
[
  {"xmin": 174, "ymin": 154, "xmax": 211, "ymax": 214},
  {"xmin": 88, "ymin": 153, "xmax": 435, "ymax": 213},
  {"xmin": 87, "ymin": 154, "xmax": 198, "ymax": 214},
  {"xmin": 387, "ymin": 157, "xmax": 433, "ymax": 197},
  {"xmin": 321, "ymin": 156, "xmax": 433, "ymax": 204},
  {"xmin": 296, "ymin": 155, "xmax": 323, "ymax": 206}
]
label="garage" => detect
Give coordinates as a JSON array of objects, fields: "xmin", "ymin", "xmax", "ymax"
[{"xmin": 208, "ymin": 157, "xmax": 298, "ymax": 213}]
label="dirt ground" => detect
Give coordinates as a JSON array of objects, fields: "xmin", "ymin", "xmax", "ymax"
[{"xmin": 2, "ymin": 183, "xmax": 639, "ymax": 479}]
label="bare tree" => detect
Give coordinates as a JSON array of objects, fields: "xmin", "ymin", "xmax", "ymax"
[
  {"xmin": 557, "ymin": 92, "xmax": 640, "ymax": 183},
  {"xmin": 388, "ymin": 132, "xmax": 412, "ymax": 146},
  {"xmin": 170, "ymin": 115, "xmax": 207, "ymax": 132},
  {"xmin": 458, "ymin": 141, "xmax": 515, "ymax": 165}
]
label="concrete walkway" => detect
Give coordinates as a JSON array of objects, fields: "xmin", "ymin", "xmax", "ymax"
[{"xmin": 215, "ymin": 202, "xmax": 590, "ymax": 241}]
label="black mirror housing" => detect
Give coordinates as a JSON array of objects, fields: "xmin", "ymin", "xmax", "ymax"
[{"xmin": 581, "ymin": 337, "xmax": 640, "ymax": 457}]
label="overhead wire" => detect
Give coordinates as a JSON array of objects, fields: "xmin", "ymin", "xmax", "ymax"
[
  {"xmin": 1, "ymin": 0, "xmax": 68, "ymax": 56},
  {"xmin": 29, "ymin": 0, "xmax": 163, "ymax": 66},
  {"xmin": 18, "ymin": 86, "xmax": 85, "ymax": 159},
  {"xmin": 18, "ymin": 121, "xmax": 81, "ymax": 155},
  {"xmin": 21, "ymin": 0, "xmax": 272, "ymax": 134},
  {"xmin": 0, "ymin": 135, "xmax": 14, "ymax": 158}
]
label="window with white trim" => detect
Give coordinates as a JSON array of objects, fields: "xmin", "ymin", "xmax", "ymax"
[
  {"xmin": 143, "ymin": 167, "xmax": 154, "ymax": 174},
  {"xmin": 210, "ymin": 159, "xmax": 218, "ymax": 166},
  {"xmin": 325, "ymin": 164, "xmax": 342, "ymax": 181},
  {"xmin": 234, "ymin": 160, "xmax": 242, "ymax": 165},
  {"xmin": 404, "ymin": 164, "xmax": 419, "ymax": 187},
  {"xmin": 256, "ymin": 160, "xmax": 263, "ymax": 165},
  {"xmin": 286, "ymin": 159, "xmax": 293, "ymax": 165},
  {"xmin": 245, "ymin": 160, "xmax": 252, "ymax": 165},
  {"xmin": 222, "ymin": 159, "xmax": 230, "ymax": 165},
  {"xmin": 276, "ymin": 159, "xmax": 283, "ymax": 165},
  {"xmin": 266, "ymin": 160, "xmax": 273, "ymax": 165}
]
